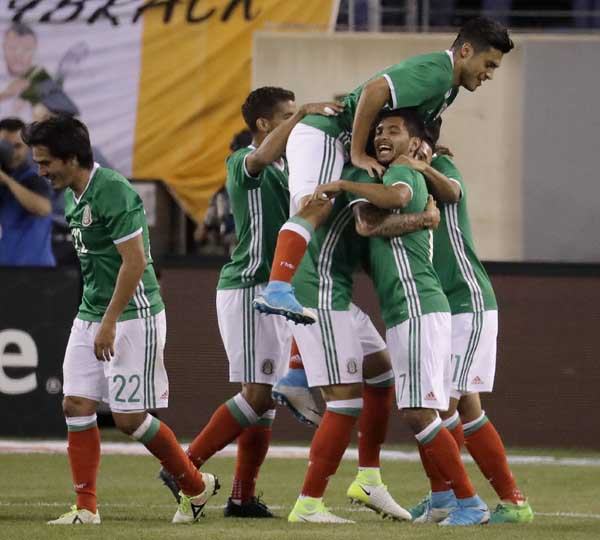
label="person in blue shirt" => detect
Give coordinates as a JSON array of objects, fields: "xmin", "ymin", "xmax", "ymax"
[{"xmin": 0, "ymin": 116, "xmax": 55, "ymax": 266}]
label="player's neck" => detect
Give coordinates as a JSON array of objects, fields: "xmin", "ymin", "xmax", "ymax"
[{"xmin": 71, "ymin": 167, "xmax": 94, "ymax": 198}]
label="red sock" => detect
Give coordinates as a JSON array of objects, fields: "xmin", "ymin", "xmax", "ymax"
[
  {"xmin": 231, "ymin": 424, "xmax": 272, "ymax": 502},
  {"xmin": 358, "ymin": 384, "xmax": 393, "ymax": 467},
  {"xmin": 269, "ymin": 226, "xmax": 310, "ymax": 282},
  {"xmin": 465, "ymin": 420, "xmax": 525, "ymax": 503},
  {"xmin": 421, "ymin": 427, "xmax": 476, "ymax": 499},
  {"xmin": 301, "ymin": 411, "xmax": 357, "ymax": 497},
  {"xmin": 289, "ymin": 338, "xmax": 304, "ymax": 370},
  {"xmin": 417, "ymin": 443, "xmax": 449, "ymax": 492},
  {"xmin": 449, "ymin": 422, "xmax": 465, "ymax": 448},
  {"xmin": 187, "ymin": 402, "xmax": 246, "ymax": 468},
  {"xmin": 144, "ymin": 421, "xmax": 204, "ymax": 496},
  {"xmin": 67, "ymin": 426, "xmax": 100, "ymax": 513}
]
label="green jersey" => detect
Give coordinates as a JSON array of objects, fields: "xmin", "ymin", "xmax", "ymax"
[
  {"xmin": 218, "ymin": 147, "xmax": 289, "ymax": 289},
  {"xmin": 361, "ymin": 165, "xmax": 449, "ymax": 328},
  {"xmin": 302, "ymin": 51, "xmax": 458, "ymax": 142},
  {"xmin": 65, "ymin": 165, "xmax": 164, "ymax": 322},
  {"xmin": 431, "ymin": 155, "xmax": 497, "ymax": 314},
  {"xmin": 293, "ymin": 166, "xmax": 367, "ymax": 310}
]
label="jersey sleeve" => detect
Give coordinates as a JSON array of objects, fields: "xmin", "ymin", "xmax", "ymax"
[
  {"xmin": 99, "ymin": 180, "xmax": 145, "ymax": 244},
  {"xmin": 431, "ymin": 155, "xmax": 464, "ymax": 195},
  {"xmin": 382, "ymin": 164, "xmax": 418, "ymax": 201},
  {"xmin": 226, "ymin": 148, "xmax": 263, "ymax": 190},
  {"xmin": 383, "ymin": 57, "xmax": 453, "ymax": 109}
]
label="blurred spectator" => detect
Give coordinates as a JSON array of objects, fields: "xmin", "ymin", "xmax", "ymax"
[
  {"xmin": 194, "ymin": 129, "xmax": 251, "ymax": 256},
  {"xmin": 0, "ymin": 116, "xmax": 55, "ymax": 266}
]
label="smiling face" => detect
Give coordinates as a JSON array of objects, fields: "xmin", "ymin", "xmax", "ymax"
[
  {"xmin": 374, "ymin": 116, "xmax": 421, "ymax": 165},
  {"xmin": 458, "ymin": 45, "xmax": 504, "ymax": 92},
  {"xmin": 31, "ymin": 145, "xmax": 77, "ymax": 190}
]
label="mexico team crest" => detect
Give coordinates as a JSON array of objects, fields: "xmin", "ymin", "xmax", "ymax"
[
  {"xmin": 82, "ymin": 205, "xmax": 93, "ymax": 227},
  {"xmin": 261, "ymin": 360, "xmax": 274, "ymax": 375}
]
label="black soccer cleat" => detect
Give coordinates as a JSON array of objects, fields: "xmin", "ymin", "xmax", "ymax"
[
  {"xmin": 224, "ymin": 496, "xmax": 274, "ymax": 518},
  {"xmin": 159, "ymin": 467, "xmax": 181, "ymax": 503}
]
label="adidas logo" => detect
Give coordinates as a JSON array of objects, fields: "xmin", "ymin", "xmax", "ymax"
[
  {"xmin": 471, "ymin": 376, "xmax": 483, "ymax": 385},
  {"xmin": 160, "ymin": 389, "xmax": 169, "ymax": 400},
  {"xmin": 424, "ymin": 391, "xmax": 436, "ymax": 401}
]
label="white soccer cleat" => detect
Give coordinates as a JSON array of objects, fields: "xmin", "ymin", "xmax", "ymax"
[
  {"xmin": 347, "ymin": 480, "xmax": 412, "ymax": 521},
  {"xmin": 47, "ymin": 505, "xmax": 101, "ymax": 525},
  {"xmin": 172, "ymin": 472, "xmax": 220, "ymax": 524}
]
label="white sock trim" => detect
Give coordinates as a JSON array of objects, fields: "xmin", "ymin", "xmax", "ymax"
[
  {"xmin": 326, "ymin": 398, "xmax": 364, "ymax": 410},
  {"xmin": 65, "ymin": 414, "xmax": 97, "ymax": 427},
  {"xmin": 414, "ymin": 416, "xmax": 442, "ymax": 443},
  {"xmin": 261, "ymin": 408, "xmax": 276, "ymax": 420},
  {"xmin": 462, "ymin": 411, "xmax": 486, "ymax": 432},
  {"xmin": 233, "ymin": 393, "xmax": 260, "ymax": 424},
  {"xmin": 131, "ymin": 414, "xmax": 152, "ymax": 440},
  {"xmin": 442, "ymin": 410, "xmax": 460, "ymax": 429},
  {"xmin": 281, "ymin": 222, "xmax": 311, "ymax": 244},
  {"xmin": 364, "ymin": 370, "xmax": 394, "ymax": 385}
]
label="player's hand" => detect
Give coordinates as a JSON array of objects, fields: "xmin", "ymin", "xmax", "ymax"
[
  {"xmin": 94, "ymin": 320, "xmax": 116, "ymax": 362},
  {"xmin": 423, "ymin": 195, "xmax": 440, "ymax": 229},
  {"xmin": 434, "ymin": 144, "xmax": 454, "ymax": 157},
  {"xmin": 352, "ymin": 153, "xmax": 385, "ymax": 178},
  {"xmin": 394, "ymin": 154, "xmax": 426, "ymax": 172},
  {"xmin": 312, "ymin": 180, "xmax": 345, "ymax": 201},
  {"xmin": 300, "ymin": 101, "xmax": 344, "ymax": 117}
]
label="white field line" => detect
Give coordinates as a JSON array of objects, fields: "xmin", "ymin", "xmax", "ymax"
[
  {"xmin": 0, "ymin": 501, "xmax": 598, "ymax": 520},
  {"xmin": 1, "ymin": 441, "xmax": 600, "ymax": 467}
]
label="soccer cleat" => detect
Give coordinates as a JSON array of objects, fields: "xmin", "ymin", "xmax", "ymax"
[
  {"xmin": 439, "ymin": 494, "xmax": 490, "ymax": 526},
  {"xmin": 253, "ymin": 281, "xmax": 317, "ymax": 325},
  {"xmin": 272, "ymin": 368, "xmax": 322, "ymax": 427},
  {"xmin": 347, "ymin": 478, "xmax": 411, "ymax": 521},
  {"xmin": 47, "ymin": 505, "xmax": 101, "ymax": 525},
  {"xmin": 489, "ymin": 501, "xmax": 534, "ymax": 524},
  {"xmin": 159, "ymin": 467, "xmax": 181, "ymax": 503},
  {"xmin": 224, "ymin": 496, "xmax": 274, "ymax": 518},
  {"xmin": 413, "ymin": 490, "xmax": 457, "ymax": 524},
  {"xmin": 288, "ymin": 496, "xmax": 354, "ymax": 523},
  {"xmin": 172, "ymin": 472, "xmax": 220, "ymax": 524}
]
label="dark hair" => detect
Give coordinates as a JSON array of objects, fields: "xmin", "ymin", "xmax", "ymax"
[
  {"xmin": 22, "ymin": 115, "xmax": 94, "ymax": 168},
  {"xmin": 0, "ymin": 117, "xmax": 26, "ymax": 133},
  {"xmin": 241, "ymin": 86, "xmax": 295, "ymax": 133},
  {"xmin": 377, "ymin": 107, "xmax": 425, "ymax": 139},
  {"xmin": 6, "ymin": 22, "xmax": 36, "ymax": 39},
  {"xmin": 229, "ymin": 129, "xmax": 252, "ymax": 152},
  {"xmin": 452, "ymin": 17, "xmax": 513, "ymax": 54},
  {"xmin": 423, "ymin": 117, "xmax": 442, "ymax": 148}
]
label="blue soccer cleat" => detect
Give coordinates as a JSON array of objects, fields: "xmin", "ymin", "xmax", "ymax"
[
  {"xmin": 253, "ymin": 281, "xmax": 317, "ymax": 325},
  {"xmin": 272, "ymin": 368, "xmax": 322, "ymax": 427},
  {"xmin": 439, "ymin": 494, "xmax": 490, "ymax": 526}
]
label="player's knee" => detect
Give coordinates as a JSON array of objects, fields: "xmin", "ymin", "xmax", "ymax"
[
  {"xmin": 296, "ymin": 198, "xmax": 332, "ymax": 227},
  {"xmin": 241, "ymin": 385, "xmax": 274, "ymax": 416},
  {"xmin": 362, "ymin": 349, "xmax": 392, "ymax": 379},
  {"xmin": 113, "ymin": 412, "xmax": 147, "ymax": 435},
  {"xmin": 62, "ymin": 396, "xmax": 96, "ymax": 417},
  {"xmin": 403, "ymin": 408, "xmax": 437, "ymax": 433}
]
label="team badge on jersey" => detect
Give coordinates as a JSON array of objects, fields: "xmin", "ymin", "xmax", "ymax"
[
  {"xmin": 261, "ymin": 360, "xmax": 274, "ymax": 375},
  {"xmin": 346, "ymin": 359, "xmax": 358, "ymax": 375},
  {"xmin": 82, "ymin": 205, "xmax": 93, "ymax": 227}
]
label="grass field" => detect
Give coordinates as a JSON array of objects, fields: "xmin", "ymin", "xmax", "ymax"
[{"xmin": 1, "ymin": 444, "xmax": 599, "ymax": 540}]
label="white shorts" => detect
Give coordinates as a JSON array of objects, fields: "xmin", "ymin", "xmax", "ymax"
[
  {"xmin": 217, "ymin": 285, "xmax": 291, "ymax": 385},
  {"xmin": 449, "ymin": 310, "xmax": 498, "ymax": 398},
  {"xmin": 287, "ymin": 123, "xmax": 347, "ymax": 214},
  {"xmin": 386, "ymin": 312, "xmax": 452, "ymax": 411},
  {"xmin": 63, "ymin": 311, "xmax": 168, "ymax": 411},
  {"xmin": 292, "ymin": 304, "xmax": 385, "ymax": 387}
]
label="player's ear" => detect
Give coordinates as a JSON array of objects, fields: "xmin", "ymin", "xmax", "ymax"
[
  {"xmin": 255, "ymin": 117, "xmax": 270, "ymax": 134},
  {"xmin": 408, "ymin": 136, "xmax": 421, "ymax": 157},
  {"xmin": 460, "ymin": 42, "xmax": 474, "ymax": 60}
]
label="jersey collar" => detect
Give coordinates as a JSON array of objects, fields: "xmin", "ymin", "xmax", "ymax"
[
  {"xmin": 73, "ymin": 162, "xmax": 100, "ymax": 205},
  {"xmin": 445, "ymin": 49, "xmax": 454, "ymax": 67}
]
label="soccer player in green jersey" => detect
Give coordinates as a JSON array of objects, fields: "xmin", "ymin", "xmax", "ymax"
[
  {"xmin": 157, "ymin": 87, "xmax": 342, "ymax": 518},
  {"xmin": 254, "ymin": 16, "xmax": 513, "ymax": 325},
  {"xmin": 23, "ymin": 116, "xmax": 218, "ymax": 525},
  {"xmin": 402, "ymin": 125, "xmax": 532, "ymax": 524},
  {"xmin": 314, "ymin": 109, "xmax": 490, "ymax": 526}
]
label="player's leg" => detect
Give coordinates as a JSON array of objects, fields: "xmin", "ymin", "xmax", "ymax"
[
  {"xmin": 272, "ymin": 338, "xmax": 322, "ymax": 426},
  {"xmin": 288, "ymin": 310, "xmax": 363, "ymax": 523},
  {"xmin": 48, "ymin": 319, "xmax": 103, "ymax": 525},
  {"xmin": 451, "ymin": 311, "xmax": 532, "ymax": 524},
  {"xmin": 346, "ymin": 304, "xmax": 411, "ymax": 520},
  {"xmin": 253, "ymin": 125, "xmax": 346, "ymax": 324},
  {"xmin": 390, "ymin": 313, "xmax": 489, "ymax": 526}
]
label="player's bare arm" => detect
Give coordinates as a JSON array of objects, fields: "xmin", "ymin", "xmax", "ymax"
[
  {"xmin": 245, "ymin": 100, "xmax": 344, "ymax": 177},
  {"xmin": 350, "ymin": 77, "xmax": 390, "ymax": 178},
  {"xmin": 0, "ymin": 169, "xmax": 51, "ymax": 216},
  {"xmin": 94, "ymin": 233, "xmax": 147, "ymax": 362},
  {"xmin": 353, "ymin": 195, "xmax": 440, "ymax": 237},
  {"xmin": 396, "ymin": 154, "xmax": 461, "ymax": 204},
  {"xmin": 313, "ymin": 179, "xmax": 412, "ymax": 210}
]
